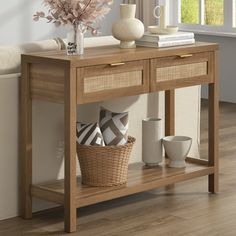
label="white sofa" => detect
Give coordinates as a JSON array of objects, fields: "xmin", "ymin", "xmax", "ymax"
[{"xmin": 0, "ymin": 36, "xmax": 201, "ymax": 220}]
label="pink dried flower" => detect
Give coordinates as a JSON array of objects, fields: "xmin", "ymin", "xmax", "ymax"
[{"xmin": 33, "ymin": 0, "xmax": 113, "ymax": 34}]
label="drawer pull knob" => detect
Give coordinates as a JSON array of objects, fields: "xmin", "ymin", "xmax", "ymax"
[
  {"xmin": 110, "ymin": 62, "xmax": 125, "ymax": 67},
  {"xmin": 177, "ymin": 54, "xmax": 193, "ymax": 58}
]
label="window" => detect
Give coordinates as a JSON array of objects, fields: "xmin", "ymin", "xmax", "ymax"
[
  {"xmin": 234, "ymin": 0, "xmax": 236, "ymax": 26},
  {"xmin": 204, "ymin": 0, "xmax": 224, "ymax": 25},
  {"xmin": 181, "ymin": 0, "xmax": 199, "ymax": 24},
  {"xmin": 171, "ymin": 0, "xmax": 236, "ymax": 35}
]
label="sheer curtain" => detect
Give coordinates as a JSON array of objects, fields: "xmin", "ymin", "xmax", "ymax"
[{"xmin": 123, "ymin": 0, "xmax": 157, "ymax": 27}]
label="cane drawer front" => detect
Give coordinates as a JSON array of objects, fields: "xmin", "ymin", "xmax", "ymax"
[
  {"xmin": 77, "ymin": 60, "xmax": 149, "ymax": 104},
  {"xmin": 151, "ymin": 52, "xmax": 214, "ymax": 91}
]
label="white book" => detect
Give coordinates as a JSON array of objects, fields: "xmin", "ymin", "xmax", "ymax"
[
  {"xmin": 136, "ymin": 38, "xmax": 195, "ymax": 48},
  {"xmin": 141, "ymin": 31, "xmax": 194, "ymax": 43}
]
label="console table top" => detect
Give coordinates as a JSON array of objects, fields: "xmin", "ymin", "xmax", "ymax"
[{"xmin": 22, "ymin": 42, "xmax": 219, "ymax": 68}]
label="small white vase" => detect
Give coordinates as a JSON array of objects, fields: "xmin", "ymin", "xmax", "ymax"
[
  {"xmin": 142, "ymin": 118, "xmax": 164, "ymax": 166},
  {"xmin": 112, "ymin": 4, "xmax": 144, "ymax": 48},
  {"xmin": 66, "ymin": 22, "xmax": 86, "ymax": 55},
  {"xmin": 163, "ymin": 136, "xmax": 192, "ymax": 168}
]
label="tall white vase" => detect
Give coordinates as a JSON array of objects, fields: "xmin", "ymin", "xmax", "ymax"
[
  {"xmin": 142, "ymin": 118, "xmax": 163, "ymax": 166},
  {"xmin": 112, "ymin": 4, "xmax": 144, "ymax": 48}
]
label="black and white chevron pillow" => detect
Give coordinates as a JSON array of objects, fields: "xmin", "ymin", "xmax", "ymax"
[
  {"xmin": 99, "ymin": 107, "xmax": 129, "ymax": 146},
  {"xmin": 76, "ymin": 122, "xmax": 105, "ymax": 146}
]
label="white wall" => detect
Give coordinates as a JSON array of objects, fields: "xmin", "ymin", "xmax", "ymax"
[
  {"xmin": 0, "ymin": 75, "xmax": 19, "ymax": 220},
  {"xmin": 195, "ymin": 34, "xmax": 236, "ymax": 103},
  {"xmin": 0, "ymin": 0, "xmax": 122, "ymax": 45}
]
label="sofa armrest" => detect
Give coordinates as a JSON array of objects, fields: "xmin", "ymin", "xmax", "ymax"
[
  {"xmin": 84, "ymin": 36, "xmax": 119, "ymax": 48},
  {"xmin": 0, "ymin": 73, "xmax": 20, "ymax": 81},
  {"xmin": 0, "ymin": 36, "xmax": 119, "ymax": 76},
  {"xmin": 0, "ymin": 39, "xmax": 61, "ymax": 75}
]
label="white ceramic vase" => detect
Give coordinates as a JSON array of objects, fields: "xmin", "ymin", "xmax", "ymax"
[
  {"xmin": 112, "ymin": 4, "xmax": 144, "ymax": 48},
  {"xmin": 142, "ymin": 118, "xmax": 163, "ymax": 166},
  {"xmin": 163, "ymin": 136, "xmax": 192, "ymax": 168},
  {"xmin": 66, "ymin": 22, "xmax": 86, "ymax": 55}
]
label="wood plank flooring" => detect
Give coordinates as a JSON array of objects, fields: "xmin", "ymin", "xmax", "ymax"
[{"xmin": 1, "ymin": 100, "xmax": 236, "ymax": 236}]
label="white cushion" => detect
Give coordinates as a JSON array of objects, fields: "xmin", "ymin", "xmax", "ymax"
[
  {"xmin": 0, "ymin": 36, "xmax": 119, "ymax": 76},
  {"xmin": 84, "ymin": 36, "xmax": 119, "ymax": 48},
  {"xmin": 0, "ymin": 73, "xmax": 20, "ymax": 81},
  {"xmin": 0, "ymin": 39, "xmax": 61, "ymax": 75}
]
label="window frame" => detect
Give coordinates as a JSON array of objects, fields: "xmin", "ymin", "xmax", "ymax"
[{"xmin": 169, "ymin": 0, "xmax": 236, "ymax": 36}]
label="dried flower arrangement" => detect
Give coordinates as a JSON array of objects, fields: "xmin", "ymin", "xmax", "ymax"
[{"xmin": 33, "ymin": 0, "xmax": 113, "ymax": 34}]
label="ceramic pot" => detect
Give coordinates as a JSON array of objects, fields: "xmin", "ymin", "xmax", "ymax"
[
  {"xmin": 112, "ymin": 4, "xmax": 144, "ymax": 48},
  {"xmin": 163, "ymin": 136, "xmax": 192, "ymax": 168},
  {"xmin": 142, "ymin": 118, "xmax": 163, "ymax": 166}
]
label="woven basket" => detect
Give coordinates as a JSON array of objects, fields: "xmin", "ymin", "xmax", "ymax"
[{"xmin": 77, "ymin": 136, "xmax": 136, "ymax": 187}]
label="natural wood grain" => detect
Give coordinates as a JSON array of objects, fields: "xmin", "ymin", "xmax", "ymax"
[
  {"xmin": 30, "ymin": 63, "xmax": 65, "ymax": 103},
  {"xmin": 208, "ymin": 51, "xmax": 219, "ymax": 193},
  {"xmin": 31, "ymin": 161, "xmax": 214, "ymax": 208},
  {"xmin": 20, "ymin": 60, "xmax": 32, "ymax": 219},
  {"xmin": 24, "ymin": 44, "xmax": 217, "ymax": 103},
  {"xmin": 24, "ymin": 42, "xmax": 218, "ymax": 68},
  {"xmin": 165, "ymin": 90, "xmax": 175, "ymax": 137},
  {"xmin": 64, "ymin": 67, "xmax": 77, "ymax": 233},
  {"xmin": 165, "ymin": 89, "xmax": 175, "ymax": 189},
  {"xmin": 155, "ymin": 76, "xmax": 212, "ymax": 91},
  {"xmin": 186, "ymin": 157, "xmax": 209, "ymax": 166},
  {"xmin": 31, "ymin": 185, "xmax": 64, "ymax": 204}
]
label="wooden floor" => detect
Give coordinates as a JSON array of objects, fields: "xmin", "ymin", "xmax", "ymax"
[{"xmin": 1, "ymin": 100, "xmax": 236, "ymax": 236}]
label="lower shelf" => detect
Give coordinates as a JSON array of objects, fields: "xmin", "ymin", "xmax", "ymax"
[{"xmin": 31, "ymin": 160, "xmax": 214, "ymax": 208}]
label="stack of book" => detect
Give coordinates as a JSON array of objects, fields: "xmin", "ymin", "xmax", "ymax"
[{"xmin": 136, "ymin": 31, "xmax": 195, "ymax": 48}]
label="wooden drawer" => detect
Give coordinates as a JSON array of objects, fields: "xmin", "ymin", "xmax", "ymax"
[
  {"xmin": 77, "ymin": 60, "xmax": 149, "ymax": 104},
  {"xmin": 150, "ymin": 52, "xmax": 214, "ymax": 92}
]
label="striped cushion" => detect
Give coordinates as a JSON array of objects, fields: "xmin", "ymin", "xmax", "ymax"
[
  {"xmin": 76, "ymin": 122, "xmax": 105, "ymax": 146},
  {"xmin": 99, "ymin": 107, "xmax": 129, "ymax": 146}
]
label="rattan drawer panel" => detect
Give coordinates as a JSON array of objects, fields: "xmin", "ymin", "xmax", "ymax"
[
  {"xmin": 156, "ymin": 62, "xmax": 207, "ymax": 82},
  {"xmin": 151, "ymin": 52, "xmax": 214, "ymax": 91},
  {"xmin": 84, "ymin": 70, "xmax": 142, "ymax": 93},
  {"xmin": 77, "ymin": 60, "xmax": 149, "ymax": 104}
]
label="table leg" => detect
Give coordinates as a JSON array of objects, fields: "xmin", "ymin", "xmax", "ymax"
[
  {"xmin": 64, "ymin": 67, "xmax": 77, "ymax": 233},
  {"xmin": 165, "ymin": 90, "xmax": 175, "ymax": 190},
  {"xmin": 208, "ymin": 83, "xmax": 219, "ymax": 193},
  {"xmin": 165, "ymin": 90, "xmax": 175, "ymax": 136},
  {"xmin": 20, "ymin": 61, "xmax": 33, "ymax": 219},
  {"xmin": 208, "ymin": 52, "xmax": 219, "ymax": 193}
]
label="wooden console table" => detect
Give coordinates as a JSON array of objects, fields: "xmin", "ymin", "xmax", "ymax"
[{"xmin": 20, "ymin": 42, "xmax": 219, "ymax": 233}]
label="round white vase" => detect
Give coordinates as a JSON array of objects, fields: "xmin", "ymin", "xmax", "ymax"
[
  {"xmin": 142, "ymin": 118, "xmax": 164, "ymax": 166},
  {"xmin": 163, "ymin": 136, "xmax": 192, "ymax": 168},
  {"xmin": 112, "ymin": 4, "xmax": 144, "ymax": 49}
]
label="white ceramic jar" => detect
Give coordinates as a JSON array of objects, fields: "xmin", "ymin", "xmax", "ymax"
[
  {"xmin": 112, "ymin": 4, "xmax": 144, "ymax": 48},
  {"xmin": 142, "ymin": 118, "xmax": 164, "ymax": 166},
  {"xmin": 163, "ymin": 136, "xmax": 192, "ymax": 168}
]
